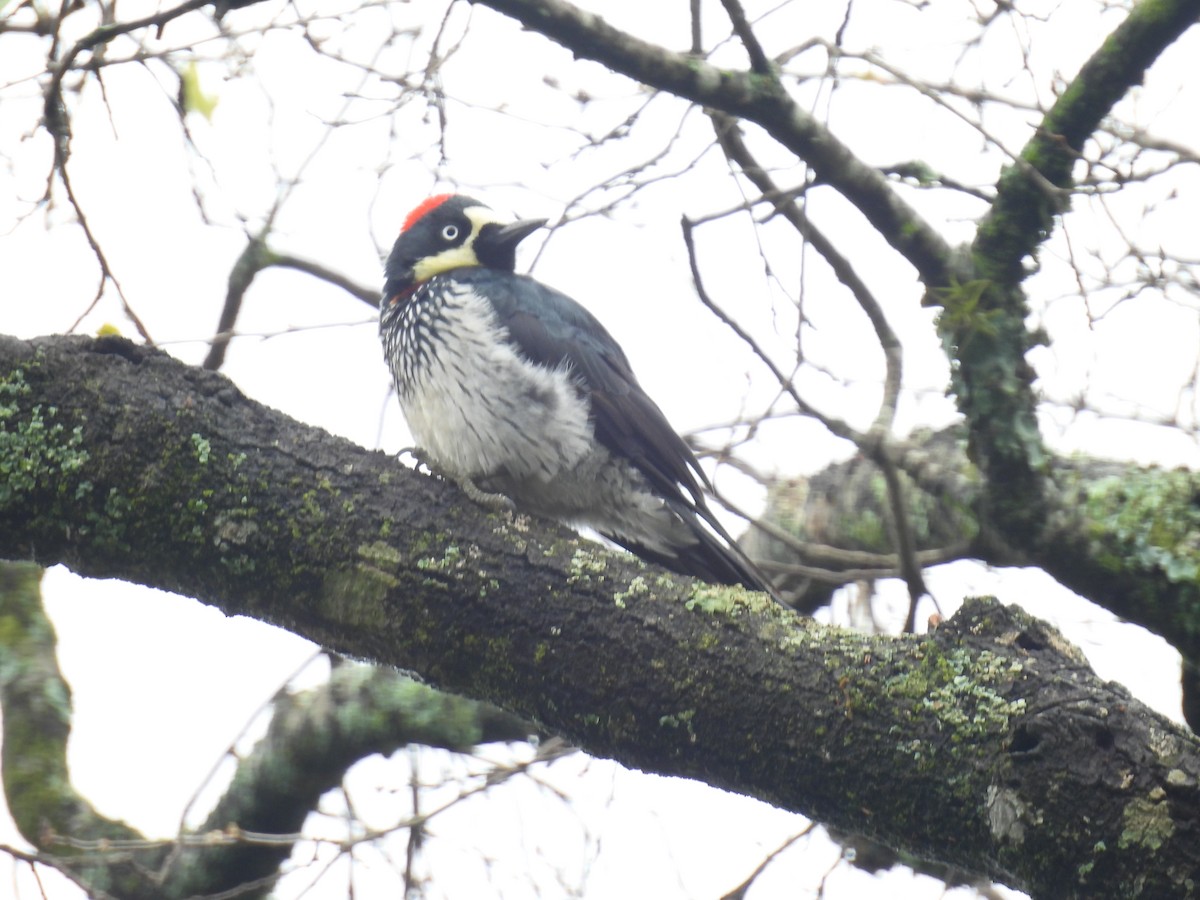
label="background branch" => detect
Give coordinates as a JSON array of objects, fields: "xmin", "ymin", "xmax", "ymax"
[
  {"xmin": 0, "ymin": 559, "xmax": 541, "ymax": 898},
  {"xmin": 470, "ymin": 0, "xmax": 959, "ymax": 287}
]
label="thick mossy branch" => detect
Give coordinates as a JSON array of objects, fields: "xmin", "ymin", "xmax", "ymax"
[
  {"xmin": 955, "ymin": 0, "xmax": 1200, "ymax": 542},
  {"xmin": 975, "ymin": 0, "xmax": 1200, "ymax": 287},
  {"xmin": 933, "ymin": 275, "xmax": 1046, "ymax": 544},
  {"xmin": 743, "ymin": 428, "xmax": 1200, "ymax": 673},
  {"xmin": 1, "ymin": 334, "xmax": 1198, "ymax": 899},
  {"xmin": 920, "ymin": 1, "xmax": 1200, "ymax": 565},
  {"xmin": 1043, "ymin": 465, "xmax": 1200, "ymax": 668}
]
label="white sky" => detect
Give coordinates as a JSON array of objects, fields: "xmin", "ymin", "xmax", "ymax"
[{"xmin": 1, "ymin": 0, "xmax": 1197, "ymax": 897}]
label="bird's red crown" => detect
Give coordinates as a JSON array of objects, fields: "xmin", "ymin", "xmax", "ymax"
[{"xmin": 401, "ymin": 193, "xmax": 455, "ymax": 233}]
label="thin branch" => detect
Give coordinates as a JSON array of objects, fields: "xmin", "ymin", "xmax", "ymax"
[
  {"xmin": 270, "ymin": 253, "xmax": 378, "ymax": 307},
  {"xmin": 720, "ymin": 824, "xmax": 815, "ymax": 900},
  {"xmin": 708, "ymin": 110, "xmax": 930, "ymax": 622},
  {"xmin": 718, "ymin": 0, "xmax": 773, "ymax": 75},
  {"xmin": 708, "ymin": 112, "xmax": 904, "ymax": 435},
  {"xmin": 59, "ymin": 163, "xmax": 153, "ymax": 343},
  {"xmin": 689, "ymin": 0, "xmax": 702, "ymax": 55},
  {"xmin": 202, "ymin": 237, "xmax": 378, "ymax": 372},
  {"xmin": 204, "ymin": 231, "xmax": 272, "ymax": 371},
  {"xmin": 679, "ymin": 214, "xmax": 864, "ymax": 448},
  {"xmin": 470, "ymin": 0, "xmax": 958, "ymax": 288},
  {"xmin": 713, "ymin": 481, "xmax": 970, "ymax": 575},
  {"xmin": 873, "ymin": 443, "xmax": 931, "ymax": 631},
  {"xmin": 43, "ymin": 0, "xmax": 212, "ymax": 163}
]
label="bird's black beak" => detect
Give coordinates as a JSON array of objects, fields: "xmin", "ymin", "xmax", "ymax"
[{"xmin": 474, "ymin": 218, "xmax": 547, "ymax": 271}]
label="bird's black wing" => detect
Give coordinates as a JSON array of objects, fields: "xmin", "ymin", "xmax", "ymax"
[{"xmin": 456, "ymin": 269, "xmax": 709, "ymax": 508}]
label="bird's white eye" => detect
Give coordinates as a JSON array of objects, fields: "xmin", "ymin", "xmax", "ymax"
[{"xmin": 441, "ymin": 224, "xmax": 460, "ymax": 241}]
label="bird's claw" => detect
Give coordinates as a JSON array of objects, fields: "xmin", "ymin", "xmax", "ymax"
[{"xmin": 398, "ymin": 448, "xmax": 512, "ymax": 510}]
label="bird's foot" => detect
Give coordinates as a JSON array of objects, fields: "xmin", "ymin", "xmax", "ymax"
[
  {"xmin": 396, "ymin": 447, "xmax": 513, "ymax": 511},
  {"xmin": 459, "ymin": 476, "xmax": 516, "ymax": 511}
]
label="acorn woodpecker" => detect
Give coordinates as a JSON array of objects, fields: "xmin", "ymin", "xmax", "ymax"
[{"xmin": 381, "ymin": 193, "xmax": 775, "ymax": 596}]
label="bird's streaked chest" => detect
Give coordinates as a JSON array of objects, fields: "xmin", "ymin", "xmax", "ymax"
[{"xmin": 380, "ymin": 277, "xmax": 594, "ymax": 480}]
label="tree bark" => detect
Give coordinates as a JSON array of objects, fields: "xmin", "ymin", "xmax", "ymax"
[{"xmin": 1, "ymin": 333, "xmax": 1197, "ymax": 900}]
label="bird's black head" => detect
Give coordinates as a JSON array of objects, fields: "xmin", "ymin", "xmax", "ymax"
[{"xmin": 383, "ymin": 194, "xmax": 546, "ymax": 303}]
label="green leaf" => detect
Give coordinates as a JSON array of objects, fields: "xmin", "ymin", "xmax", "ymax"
[{"xmin": 181, "ymin": 62, "xmax": 219, "ymax": 121}]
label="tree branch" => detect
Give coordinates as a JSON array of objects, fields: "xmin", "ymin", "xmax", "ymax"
[
  {"xmin": 949, "ymin": 0, "xmax": 1200, "ymax": 547},
  {"xmin": 203, "ymin": 235, "xmax": 378, "ymax": 372},
  {"xmin": 469, "ymin": 0, "xmax": 958, "ymax": 288},
  {"xmin": 0, "ymin": 563, "xmax": 147, "ymax": 899},
  {"xmin": 163, "ymin": 666, "xmax": 536, "ymax": 898},
  {"xmin": 0, "ymin": 559, "xmax": 538, "ymax": 898},
  {"xmin": 742, "ymin": 429, "xmax": 1200, "ymax": 684},
  {"xmin": 707, "ymin": 111, "xmax": 929, "ymax": 627},
  {"xmin": 974, "ymin": 0, "xmax": 1200, "ymax": 287},
  {"xmin": 717, "ymin": 0, "xmax": 773, "ymax": 75},
  {"xmin": 1, "ymin": 333, "xmax": 1197, "ymax": 899}
]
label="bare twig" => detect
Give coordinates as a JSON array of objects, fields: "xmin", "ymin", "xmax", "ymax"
[
  {"xmin": 471, "ymin": 0, "xmax": 957, "ymax": 288},
  {"xmin": 720, "ymin": 824, "xmax": 815, "ymax": 899},
  {"xmin": 60, "ymin": 163, "xmax": 154, "ymax": 343},
  {"xmin": 679, "ymin": 215, "xmax": 865, "ymax": 447},
  {"xmin": 271, "ymin": 254, "xmax": 378, "ymax": 307},
  {"xmin": 718, "ymin": 0, "xmax": 773, "ymax": 75},
  {"xmin": 708, "ymin": 110, "xmax": 931, "ymax": 622},
  {"xmin": 203, "ymin": 229, "xmax": 272, "ymax": 371}
]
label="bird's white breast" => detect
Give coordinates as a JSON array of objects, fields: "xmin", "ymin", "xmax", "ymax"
[{"xmin": 397, "ymin": 281, "xmax": 595, "ymax": 482}]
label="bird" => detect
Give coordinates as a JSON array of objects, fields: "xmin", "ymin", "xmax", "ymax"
[{"xmin": 380, "ymin": 193, "xmax": 776, "ymax": 597}]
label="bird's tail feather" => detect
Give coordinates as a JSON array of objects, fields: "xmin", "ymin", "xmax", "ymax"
[{"xmin": 604, "ymin": 500, "xmax": 781, "ymax": 604}]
